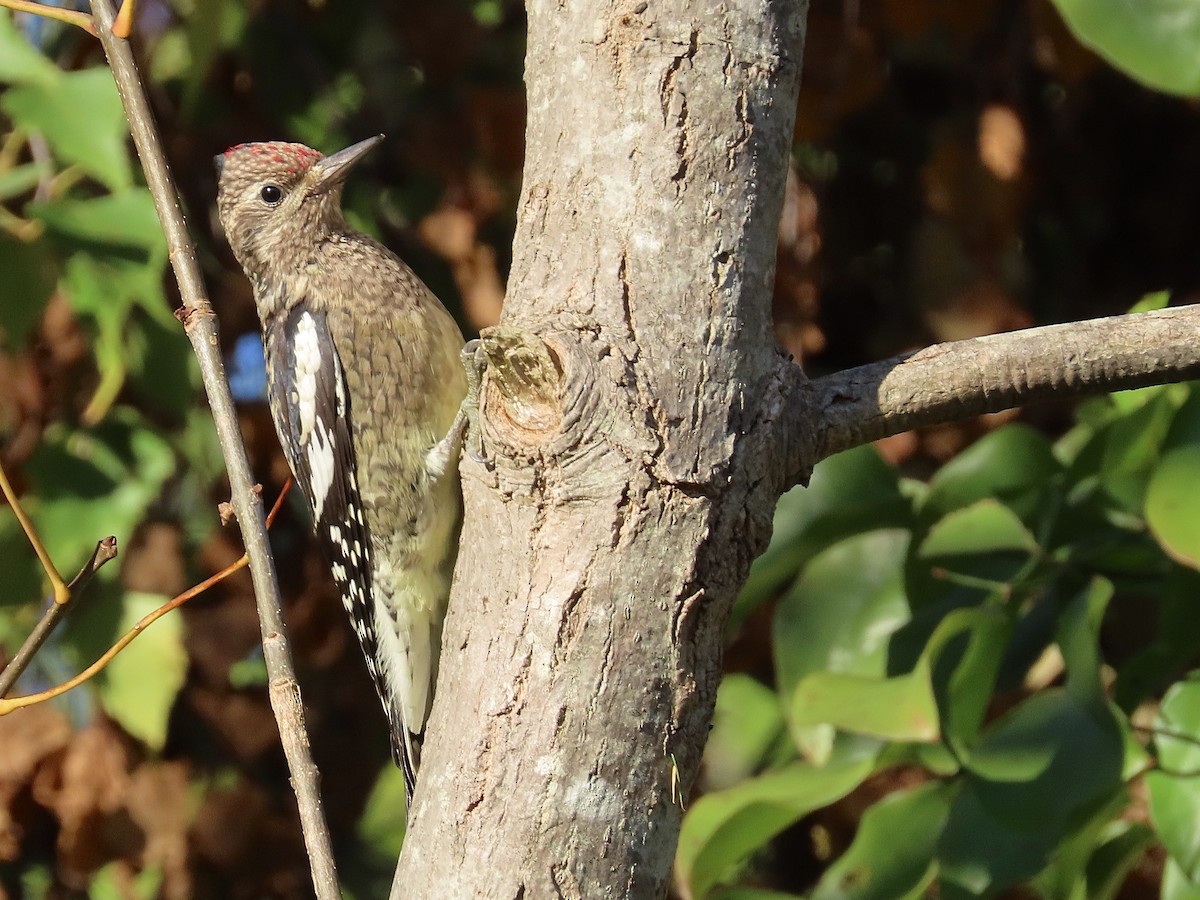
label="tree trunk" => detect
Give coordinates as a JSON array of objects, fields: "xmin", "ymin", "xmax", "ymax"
[{"xmin": 395, "ymin": 1, "xmax": 810, "ymax": 896}]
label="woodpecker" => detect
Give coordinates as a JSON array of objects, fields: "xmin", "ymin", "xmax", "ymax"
[{"xmin": 215, "ymin": 136, "xmax": 472, "ymax": 804}]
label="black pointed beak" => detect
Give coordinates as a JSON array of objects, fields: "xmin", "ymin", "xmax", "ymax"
[{"xmin": 312, "ymin": 135, "xmax": 384, "ymax": 192}]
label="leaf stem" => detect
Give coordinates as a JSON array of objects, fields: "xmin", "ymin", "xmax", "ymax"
[{"xmin": 0, "ymin": 0, "xmax": 97, "ymax": 36}]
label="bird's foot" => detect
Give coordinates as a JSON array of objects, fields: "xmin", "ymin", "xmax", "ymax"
[
  {"xmin": 426, "ymin": 339, "xmax": 490, "ymax": 479},
  {"xmin": 459, "ymin": 339, "xmax": 491, "ymax": 469}
]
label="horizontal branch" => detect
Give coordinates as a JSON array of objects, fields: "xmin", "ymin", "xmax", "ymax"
[{"xmin": 809, "ymin": 305, "xmax": 1200, "ymax": 463}]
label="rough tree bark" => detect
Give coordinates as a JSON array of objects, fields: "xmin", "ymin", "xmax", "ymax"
[
  {"xmin": 398, "ymin": 2, "xmax": 809, "ymax": 897},
  {"xmin": 394, "ymin": 1, "xmax": 1200, "ymax": 898}
]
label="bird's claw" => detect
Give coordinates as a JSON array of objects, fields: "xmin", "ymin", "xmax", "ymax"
[{"xmin": 460, "ymin": 339, "xmax": 492, "ymax": 470}]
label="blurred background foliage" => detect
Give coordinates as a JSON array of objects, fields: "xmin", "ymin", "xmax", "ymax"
[{"xmin": 1, "ymin": 0, "xmax": 1200, "ymax": 897}]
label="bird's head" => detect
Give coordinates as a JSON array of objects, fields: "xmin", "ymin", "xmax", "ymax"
[{"xmin": 214, "ymin": 135, "xmax": 383, "ymax": 278}]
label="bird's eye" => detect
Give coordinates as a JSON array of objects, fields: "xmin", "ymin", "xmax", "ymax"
[{"xmin": 260, "ymin": 184, "xmax": 283, "ymax": 206}]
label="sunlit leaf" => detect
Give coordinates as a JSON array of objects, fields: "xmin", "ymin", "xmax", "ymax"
[
  {"xmin": 1050, "ymin": 0, "xmax": 1200, "ymax": 97},
  {"xmin": 1, "ymin": 67, "xmax": 133, "ymax": 190},
  {"xmin": 675, "ymin": 756, "xmax": 875, "ymax": 900},
  {"xmin": 1147, "ymin": 446, "xmax": 1200, "ymax": 568}
]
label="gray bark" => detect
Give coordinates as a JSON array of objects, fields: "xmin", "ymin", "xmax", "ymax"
[{"xmin": 396, "ymin": 1, "xmax": 809, "ymax": 897}]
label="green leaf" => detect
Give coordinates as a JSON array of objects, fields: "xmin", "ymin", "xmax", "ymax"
[
  {"xmin": 939, "ymin": 782, "xmax": 1068, "ymax": 898},
  {"xmin": 703, "ymin": 675, "xmax": 787, "ymax": 791},
  {"xmin": 791, "ymin": 668, "xmax": 939, "ymax": 743},
  {"xmin": 33, "ymin": 190, "xmax": 165, "ymax": 253},
  {"xmin": 0, "ymin": 10, "xmax": 61, "ymax": 87},
  {"xmin": 1147, "ymin": 676, "xmax": 1200, "ymax": 883},
  {"xmin": 675, "ymin": 756, "xmax": 875, "ymax": 900},
  {"xmin": 1100, "ymin": 384, "xmax": 1183, "ymax": 512},
  {"xmin": 919, "ymin": 500, "xmax": 1038, "ymax": 559},
  {"xmin": 1050, "ymin": 0, "xmax": 1200, "ymax": 97},
  {"xmin": 1128, "ymin": 291, "xmax": 1170, "ymax": 314},
  {"xmin": 0, "ymin": 235, "xmax": 56, "ymax": 347},
  {"xmin": 790, "ymin": 608, "xmax": 1006, "ymax": 746},
  {"xmin": 921, "ymin": 425, "xmax": 1059, "ymax": 526},
  {"xmin": 1084, "ymin": 822, "xmax": 1157, "ymax": 900},
  {"xmin": 812, "ymin": 782, "xmax": 954, "ymax": 900},
  {"xmin": 0, "ymin": 162, "xmax": 46, "ymax": 200},
  {"xmin": 1, "ymin": 67, "xmax": 133, "ymax": 191},
  {"xmin": 90, "ymin": 862, "xmax": 163, "ymax": 899},
  {"xmin": 1057, "ymin": 578, "xmax": 1113, "ymax": 708},
  {"xmin": 358, "ymin": 764, "xmax": 408, "ymax": 861},
  {"xmin": 964, "ymin": 690, "xmax": 1124, "ymax": 836},
  {"xmin": 66, "ymin": 588, "xmax": 186, "ymax": 751},
  {"xmin": 1147, "ymin": 446, "xmax": 1200, "ymax": 568},
  {"xmin": 1164, "ymin": 856, "xmax": 1200, "ymax": 900},
  {"xmin": 735, "ymin": 447, "xmax": 909, "ymax": 626},
  {"xmin": 710, "ymin": 890, "xmax": 802, "ymax": 900},
  {"xmin": 937, "ymin": 607, "xmax": 1010, "ymax": 758},
  {"xmin": 772, "ymin": 529, "xmax": 910, "ymax": 761}
]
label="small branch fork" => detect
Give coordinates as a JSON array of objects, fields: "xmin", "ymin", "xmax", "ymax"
[
  {"xmin": 0, "ymin": 481, "xmax": 291, "ymax": 713},
  {"xmin": 0, "ymin": 0, "xmax": 138, "ymax": 38},
  {"xmin": 0, "ymin": 533, "xmax": 118, "ymax": 701}
]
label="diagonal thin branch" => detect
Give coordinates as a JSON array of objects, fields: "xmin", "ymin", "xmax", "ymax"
[
  {"xmin": 0, "ymin": 481, "xmax": 291, "ymax": 714},
  {"xmin": 0, "ymin": 459, "xmax": 68, "ymax": 604},
  {"xmin": 0, "ymin": 536, "xmax": 118, "ymax": 699},
  {"xmin": 87, "ymin": 2, "xmax": 339, "ymax": 895},
  {"xmin": 806, "ymin": 304, "xmax": 1200, "ymax": 466}
]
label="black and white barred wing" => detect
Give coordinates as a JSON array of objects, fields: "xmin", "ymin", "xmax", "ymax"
[{"xmin": 264, "ymin": 307, "xmax": 407, "ymax": 768}]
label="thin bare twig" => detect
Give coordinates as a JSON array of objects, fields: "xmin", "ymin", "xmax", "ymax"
[
  {"xmin": 0, "ymin": 536, "xmax": 118, "ymax": 699},
  {"xmin": 0, "ymin": 458, "xmax": 68, "ymax": 604},
  {"xmin": 0, "ymin": 0, "xmax": 97, "ymax": 35},
  {"xmin": 0, "ymin": 482, "xmax": 290, "ymax": 714},
  {"xmin": 808, "ymin": 305, "xmax": 1200, "ymax": 465},
  {"xmin": 87, "ymin": 1, "xmax": 339, "ymax": 893}
]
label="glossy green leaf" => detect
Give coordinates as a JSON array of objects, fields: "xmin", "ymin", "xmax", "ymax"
[
  {"xmin": 1100, "ymin": 384, "xmax": 1183, "ymax": 512},
  {"xmin": 703, "ymin": 675, "xmax": 787, "ymax": 792},
  {"xmin": 791, "ymin": 668, "xmax": 939, "ymax": 743},
  {"xmin": 790, "ymin": 608, "xmax": 1005, "ymax": 746},
  {"xmin": 919, "ymin": 500, "xmax": 1038, "ymax": 559},
  {"xmin": 939, "ymin": 782, "xmax": 1069, "ymax": 898},
  {"xmin": 1128, "ymin": 291, "xmax": 1170, "ymax": 314},
  {"xmin": 1147, "ymin": 446, "xmax": 1200, "ymax": 568},
  {"xmin": 921, "ymin": 425, "xmax": 1059, "ymax": 526},
  {"xmin": 1084, "ymin": 822, "xmax": 1157, "ymax": 900},
  {"xmin": 1147, "ymin": 676, "xmax": 1200, "ymax": 883},
  {"xmin": 1050, "ymin": 0, "xmax": 1200, "ymax": 97},
  {"xmin": 675, "ymin": 756, "xmax": 875, "ymax": 900},
  {"xmin": 813, "ymin": 782, "xmax": 953, "ymax": 900},
  {"xmin": 1057, "ymin": 578, "xmax": 1113, "ymax": 708},
  {"xmin": 773, "ymin": 529, "xmax": 910, "ymax": 761},
  {"xmin": 937, "ymin": 607, "xmax": 1010, "ymax": 757},
  {"xmin": 736, "ymin": 447, "xmax": 909, "ymax": 625},
  {"xmin": 964, "ymin": 690, "xmax": 1124, "ymax": 835},
  {"xmin": 1, "ymin": 67, "xmax": 133, "ymax": 190}
]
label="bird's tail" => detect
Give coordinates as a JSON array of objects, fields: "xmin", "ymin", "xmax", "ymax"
[{"xmin": 387, "ymin": 704, "xmax": 422, "ymax": 808}]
